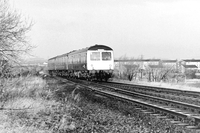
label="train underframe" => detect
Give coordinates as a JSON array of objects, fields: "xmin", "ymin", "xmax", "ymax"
[{"xmin": 49, "ymin": 69, "xmax": 113, "ymax": 81}]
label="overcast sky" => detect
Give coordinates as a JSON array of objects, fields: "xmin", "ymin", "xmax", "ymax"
[{"xmin": 11, "ymin": 0, "xmax": 200, "ymax": 59}]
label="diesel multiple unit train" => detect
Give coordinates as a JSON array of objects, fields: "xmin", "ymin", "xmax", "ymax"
[{"xmin": 48, "ymin": 44, "xmax": 114, "ymax": 81}]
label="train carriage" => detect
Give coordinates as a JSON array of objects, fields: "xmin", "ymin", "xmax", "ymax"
[{"xmin": 48, "ymin": 44, "xmax": 114, "ymax": 81}]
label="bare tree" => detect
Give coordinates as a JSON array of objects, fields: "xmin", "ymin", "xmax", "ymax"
[
  {"xmin": 0, "ymin": 0, "xmax": 33, "ymax": 77},
  {"xmin": 124, "ymin": 64, "xmax": 139, "ymax": 81}
]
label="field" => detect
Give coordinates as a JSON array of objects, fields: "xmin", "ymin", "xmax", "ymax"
[{"xmin": 0, "ymin": 75, "xmax": 196, "ymax": 133}]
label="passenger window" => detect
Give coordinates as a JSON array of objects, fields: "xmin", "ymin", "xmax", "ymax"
[
  {"xmin": 90, "ymin": 52, "xmax": 100, "ymax": 61},
  {"xmin": 102, "ymin": 52, "xmax": 111, "ymax": 61}
]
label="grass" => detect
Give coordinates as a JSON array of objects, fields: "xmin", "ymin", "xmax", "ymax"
[
  {"xmin": 0, "ymin": 76, "xmax": 69, "ymax": 132},
  {"xmin": 0, "ymin": 75, "xmax": 196, "ymax": 133}
]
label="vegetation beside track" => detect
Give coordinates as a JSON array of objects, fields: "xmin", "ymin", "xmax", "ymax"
[{"xmin": 0, "ymin": 76, "xmax": 194, "ymax": 132}]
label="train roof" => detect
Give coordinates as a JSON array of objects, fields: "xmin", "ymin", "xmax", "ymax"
[
  {"xmin": 88, "ymin": 44, "xmax": 113, "ymax": 51},
  {"xmin": 48, "ymin": 44, "xmax": 112, "ymax": 60},
  {"xmin": 48, "ymin": 47, "xmax": 88, "ymax": 61},
  {"xmin": 68, "ymin": 44, "xmax": 113, "ymax": 55},
  {"xmin": 68, "ymin": 47, "xmax": 89, "ymax": 56}
]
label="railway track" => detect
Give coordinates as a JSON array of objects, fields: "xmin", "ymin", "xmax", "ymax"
[
  {"xmin": 64, "ymin": 78, "xmax": 200, "ymax": 131},
  {"xmin": 104, "ymin": 82, "xmax": 200, "ymax": 105}
]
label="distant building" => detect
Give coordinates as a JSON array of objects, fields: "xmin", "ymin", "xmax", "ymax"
[
  {"xmin": 181, "ymin": 59, "xmax": 200, "ymax": 73},
  {"xmin": 161, "ymin": 60, "xmax": 178, "ymax": 70},
  {"xmin": 182, "ymin": 59, "xmax": 200, "ymax": 68}
]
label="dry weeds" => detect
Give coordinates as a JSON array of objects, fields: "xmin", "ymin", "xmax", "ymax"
[{"xmin": 0, "ymin": 76, "xmax": 194, "ymax": 133}]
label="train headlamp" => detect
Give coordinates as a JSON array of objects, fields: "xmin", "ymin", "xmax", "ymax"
[
  {"xmin": 109, "ymin": 64, "xmax": 112, "ymax": 69},
  {"xmin": 91, "ymin": 64, "xmax": 94, "ymax": 69}
]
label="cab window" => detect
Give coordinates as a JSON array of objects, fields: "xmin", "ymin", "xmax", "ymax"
[
  {"xmin": 102, "ymin": 52, "xmax": 111, "ymax": 61},
  {"xmin": 90, "ymin": 52, "xmax": 100, "ymax": 61}
]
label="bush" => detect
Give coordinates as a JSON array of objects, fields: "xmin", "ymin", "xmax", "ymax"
[{"xmin": 185, "ymin": 70, "xmax": 196, "ymax": 79}]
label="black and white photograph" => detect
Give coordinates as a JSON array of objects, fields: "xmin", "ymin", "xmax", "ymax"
[{"xmin": 1, "ymin": 0, "xmax": 200, "ymax": 132}]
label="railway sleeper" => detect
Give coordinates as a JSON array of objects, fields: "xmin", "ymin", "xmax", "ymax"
[
  {"xmin": 140, "ymin": 107, "xmax": 191, "ymax": 127},
  {"xmin": 134, "ymin": 102, "xmax": 191, "ymax": 124},
  {"xmin": 186, "ymin": 125, "xmax": 200, "ymax": 130},
  {"xmin": 153, "ymin": 107, "xmax": 200, "ymax": 126},
  {"xmin": 142, "ymin": 111, "xmax": 152, "ymax": 114},
  {"xmin": 150, "ymin": 113, "xmax": 161, "ymax": 116},
  {"xmin": 139, "ymin": 97, "xmax": 199, "ymax": 126},
  {"xmin": 156, "ymin": 116, "xmax": 167, "ymax": 119},
  {"xmin": 134, "ymin": 107, "xmax": 142, "ymax": 110},
  {"xmin": 145, "ymin": 105, "xmax": 195, "ymax": 127},
  {"xmin": 170, "ymin": 120, "xmax": 182, "ymax": 124},
  {"xmin": 175, "ymin": 123, "xmax": 189, "ymax": 126}
]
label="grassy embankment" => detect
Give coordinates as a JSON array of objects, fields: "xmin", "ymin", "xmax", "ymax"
[{"xmin": 0, "ymin": 75, "xmax": 194, "ymax": 133}]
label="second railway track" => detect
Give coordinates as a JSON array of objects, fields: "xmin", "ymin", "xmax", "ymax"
[{"xmin": 64, "ymin": 78, "xmax": 200, "ymax": 131}]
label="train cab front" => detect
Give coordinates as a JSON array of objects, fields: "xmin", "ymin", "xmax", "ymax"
[{"xmin": 87, "ymin": 45, "xmax": 114, "ymax": 81}]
